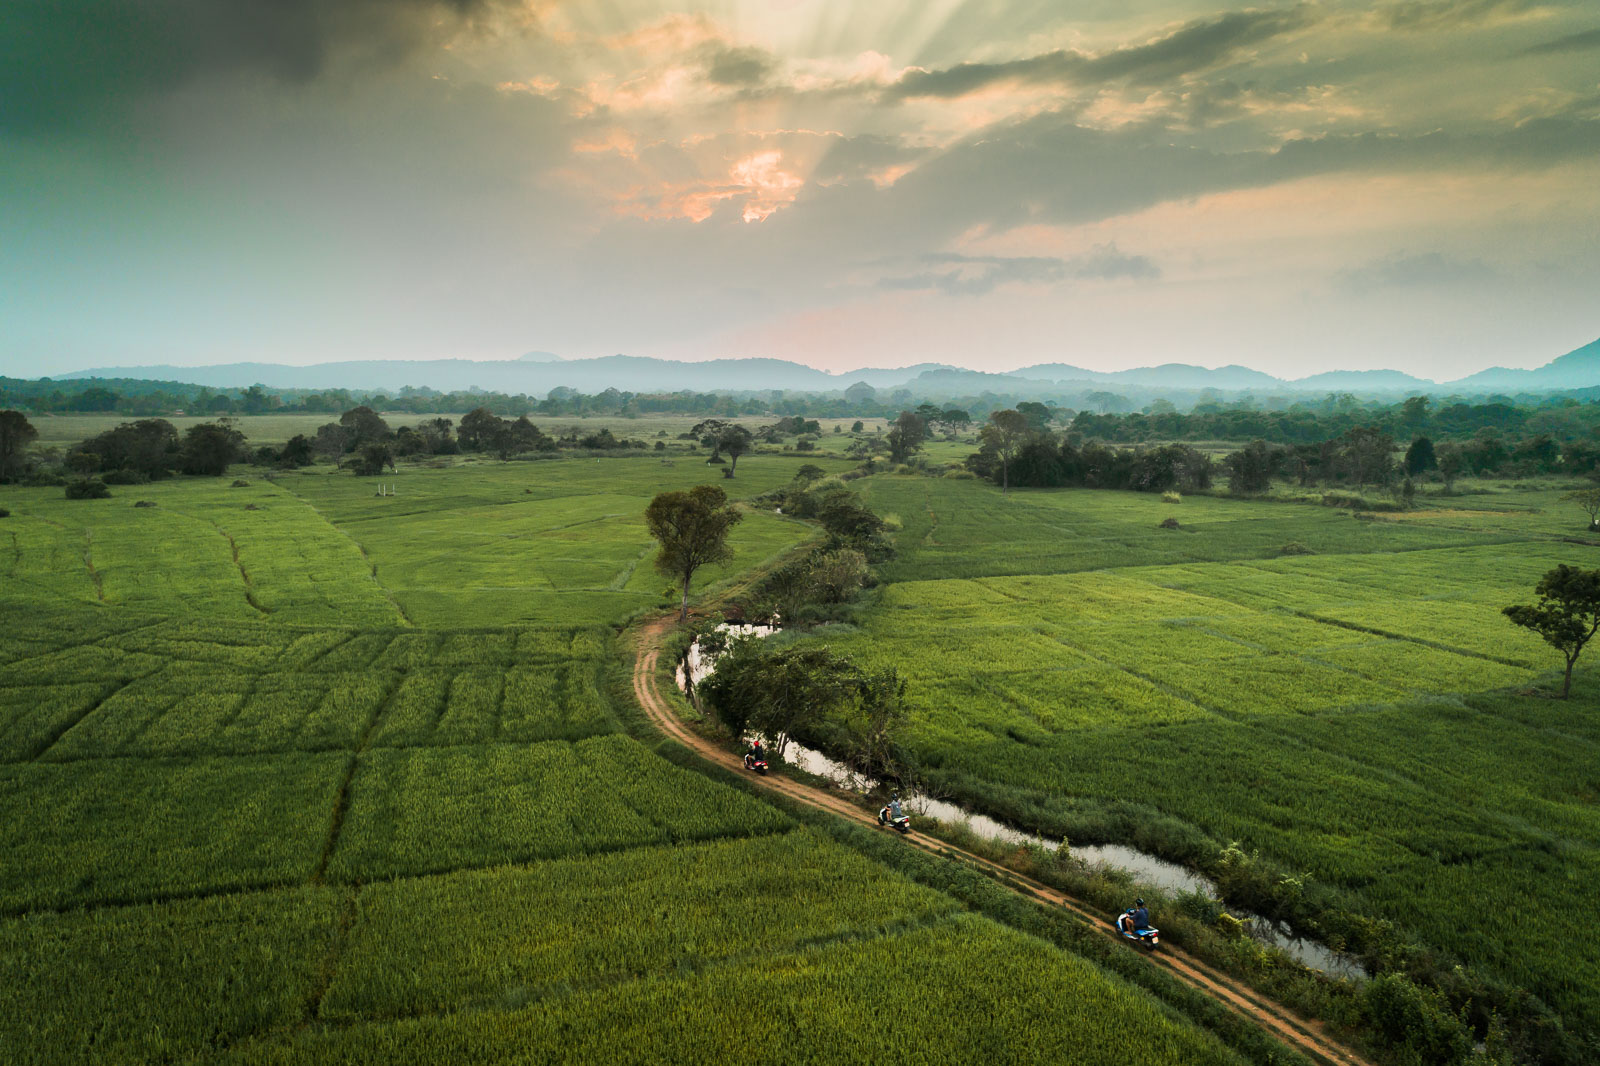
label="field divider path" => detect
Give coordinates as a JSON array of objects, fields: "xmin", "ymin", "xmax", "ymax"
[
  {"xmin": 630, "ymin": 613, "xmax": 1373, "ymax": 1066},
  {"xmin": 268, "ymin": 480, "xmax": 414, "ymax": 626},
  {"xmin": 312, "ymin": 671, "xmax": 407, "ymax": 884}
]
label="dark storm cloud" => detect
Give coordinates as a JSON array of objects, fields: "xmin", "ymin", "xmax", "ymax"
[
  {"xmin": 888, "ymin": 6, "xmax": 1314, "ymax": 100},
  {"xmin": 0, "ymin": 0, "xmax": 504, "ymax": 135},
  {"xmin": 876, "ymin": 247, "xmax": 1158, "ymax": 295},
  {"xmin": 702, "ymin": 45, "xmax": 774, "ymax": 87},
  {"xmin": 802, "ymin": 109, "xmax": 1600, "ymax": 258},
  {"xmin": 1523, "ymin": 27, "xmax": 1600, "ymax": 54}
]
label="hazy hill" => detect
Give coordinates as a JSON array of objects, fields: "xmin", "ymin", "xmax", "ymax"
[
  {"xmin": 57, "ymin": 336, "xmax": 1600, "ymax": 398},
  {"xmin": 1447, "ymin": 337, "xmax": 1600, "ymax": 392}
]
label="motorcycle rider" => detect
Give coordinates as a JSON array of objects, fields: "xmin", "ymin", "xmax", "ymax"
[
  {"xmin": 744, "ymin": 737, "xmax": 765, "ymax": 768},
  {"xmin": 1130, "ymin": 898, "xmax": 1150, "ymax": 932},
  {"xmin": 880, "ymin": 793, "xmax": 906, "ymax": 826}
]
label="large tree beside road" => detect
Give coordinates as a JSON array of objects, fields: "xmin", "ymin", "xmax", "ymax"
[{"xmin": 646, "ymin": 485, "xmax": 743, "ymax": 621}]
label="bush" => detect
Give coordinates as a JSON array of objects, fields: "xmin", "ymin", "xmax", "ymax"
[
  {"xmin": 22, "ymin": 472, "xmax": 66, "ymax": 487},
  {"xmin": 0, "ymin": 507, "xmax": 9, "ymax": 518},
  {"xmin": 1361, "ymin": 973, "xmax": 1472, "ymax": 1064},
  {"xmin": 133, "ymin": 500, "xmax": 157, "ymax": 508},
  {"xmin": 231, "ymin": 479, "xmax": 250, "ymax": 488},
  {"xmin": 1280, "ymin": 541, "xmax": 1314, "ymax": 556},
  {"xmin": 1158, "ymin": 517, "xmax": 1180, "ymax": 529},
  {"xmin": 101, "ymin": 469, "xmax": 149, "ymax": 486},
  {"xmin": 65, "ymin": 479, "xmax": 111, "ymax": 500},
  {"xmin": 1162, "ymin": 491, "xmax": 1182, "ymax": 504}
]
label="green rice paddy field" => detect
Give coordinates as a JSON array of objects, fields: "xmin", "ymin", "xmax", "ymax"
[
  {"xmin": 0, "ymin": 456, "xmax": 1255, "ymax": 1065},
  {"xmin": 820, "ymin": 476, "xmax": 1600, "ymax": 1040}
]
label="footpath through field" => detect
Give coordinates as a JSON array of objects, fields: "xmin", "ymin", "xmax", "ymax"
[{"xmin": 631, "ymin": 614, "xmax": 1374, "ymax": 1066}]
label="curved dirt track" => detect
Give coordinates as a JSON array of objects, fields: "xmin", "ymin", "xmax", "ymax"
[{"xmin": 631, "ymin": 615, "xmax": 1373, "ymax": 1066}]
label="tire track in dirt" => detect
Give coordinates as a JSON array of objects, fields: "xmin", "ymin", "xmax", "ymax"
[{"xmin": 630, "ymin": 614, "xmax": 1372, "ymax": 1066}]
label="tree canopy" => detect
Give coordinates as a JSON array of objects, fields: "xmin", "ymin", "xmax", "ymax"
[
  {"xmin": 0, "ymin": 410, "xmax": 38, "ymax": 482},
  {"xmin": 645, "ymin": 485, "xmax": 743, "ymax": 621},
  {"xmin": 1504, "ymin": 564, "xmax": 1600, "ymax": 697}
]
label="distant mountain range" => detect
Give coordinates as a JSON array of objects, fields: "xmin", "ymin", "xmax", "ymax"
[{"xmin": 55, "ymin": 336, "xmax": 1600, "ymax": 398}]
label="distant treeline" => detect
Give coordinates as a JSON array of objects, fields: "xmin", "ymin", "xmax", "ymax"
[
  {"xmin": 0, "ymin": 404, "xmax": 852, "ymax": 487},
  {"xmin": 9, "ymin": 374, "xmax": 1599, "ymax": 429},
  {"xmin": 960, "ymin": 407, "xmax": 1600, "ymax": 497},
  {"xmin": 2, "ymin": 377, "xmax": 929, "ymax": 419}
]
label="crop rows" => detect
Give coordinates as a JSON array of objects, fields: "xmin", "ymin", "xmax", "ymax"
[
  {"xmin": 227, "ymin": 913, "xmax": 1246, "ymax": 1066},
  {"xmin": 326, "ymin": 736, "xmax": 793, "ymax": 881},
  {"xmin": 319, "ymin": 830, "xmax": 961, "ymax": 1021},
  {"xmin": 854, "ymin": 477, "xmax": 1518, "ymax": 583},
  {"xmin": 0, "ymin": 753, "xmax": 347, "ymax": 913}
]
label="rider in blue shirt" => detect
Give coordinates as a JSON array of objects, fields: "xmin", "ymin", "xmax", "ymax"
[{"xmin": 1131, "ymin": 898, "xmax": 1150, "ymax": 931}]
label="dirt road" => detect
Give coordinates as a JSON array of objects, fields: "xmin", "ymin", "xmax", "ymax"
[{"xmin": 631, "ymin": 615, "xmax": 1373, "ymax": 1066}]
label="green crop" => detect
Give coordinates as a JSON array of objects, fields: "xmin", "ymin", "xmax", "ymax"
[
  {"xmin": 788, "ymin": 478, "xmax": 1600, "ymax": 1038},
  {"xmin": 231, "ymin": 914, "xmax": 1247, "ymax": 1066}
]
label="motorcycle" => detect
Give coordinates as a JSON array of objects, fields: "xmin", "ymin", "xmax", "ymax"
[
  {"xmin": 1114, "ymin": 911, "xmax": 1159, "ymax": 949},
  {"xmin": 878, "ymin": 805, "xmax": 912, "ymax": 834},
  {"xmin": 742, "ymin": 752, "xmax": 768, "ymax": 775}
]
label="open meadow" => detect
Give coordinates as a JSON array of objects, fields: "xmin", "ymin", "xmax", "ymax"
[
  {"xmin": 797, "ymin": 476, "xmax": 1600, "ymax": 1043},
  {"xmin": 0, "ymin": 453, "xmax": 1261, "ymax": 1065}
]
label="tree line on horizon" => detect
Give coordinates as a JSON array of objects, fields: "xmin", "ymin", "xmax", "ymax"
[{"xmin": 9, "ymin": 373, "xmax": 1600, "ymax": 432}]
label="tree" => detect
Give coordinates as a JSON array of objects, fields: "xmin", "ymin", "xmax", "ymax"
[
  {"xmin": 699, "ymin": 641, "xmax": 852, "ymax": 756},
  {"xmin": 339, "ymin": 406, "xmax": 391, "ymax": 448},
  {"xmin": 1336, "ymin": 425, "xmax": 1395, "ymax": 489},
  {"xmin": 886, "ymin": 410, "xmax": 927, "ymax": 464},
  {"xmin": 1504, "ymin": 564, "xmax": 1600, "ymax": 697},
  {"xmin": 68, "ymin": 387, "xmax": 119, "ymax": 412},
  {"xmin": 1563, "ymin": 488, "xmax": 1600, "ymax": 532},
  {"xmin": 351, "ymin": 442, "xmax": 395, "ymax": 476},
  {"xmin": 645, "ymin": 485, "xmax": 743, "ymax": 621},
  {"xmin": 179, "ymin": 421, "xmax": 248, "ymax": 476},
  {"xmin": 979, "ymin": 409, "xmax": 1030, "ymax": 494},
  {"xmin": 313, "ymin": 423, "xmax": 350, "ymax": 464},
  {"xmin": 1225, "ymin": 439, "xmax": 1274, "ymax": 495},
  {"xmin": 844, "ymin": 381, "xmax": 876, "ymax": 405},
  {"xmin": 940, "ymin": 408, "xmax": 972, "ymax": 433},
  {"xmin": 1436, "ymin": 443, "xmax": 1465, "ymax": 493},
  {"xmin": 76, "ymin": 419, "xmax": 178, "ymax": 479},
  {"xmin": 279, "ymin": 434, "xmax": 315, "ymax": 467},
  {"xmin": 1404, "ymin": 436, "xmax": 1436, "ymax": 477},
  {"xmin": 458, "ymin": 407, "xmax": 502, "ymax": 451},
  {"xmin": 718, "ymin": 424, "xmax": 753, "ymax": 476},
  {"xmin": 0, "ymin": 410, "xmax": 38, "ymax": 482},
  {"xmin": 1015, "ymin": 401, "xmax": 1052, "ymax": 432}
]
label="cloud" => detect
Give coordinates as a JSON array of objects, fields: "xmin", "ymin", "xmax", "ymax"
[
  {"xmin": 875, "ymin": 246, "xmax": 1158, "ymax": 295},
  {"xmin": 702, "ymin": 44, "xmax": 775, "ymax": 87},
  {"xmin": 888, "ymin": 7, "xmax": 1315, "ymax": 101},
  {"xmin": 0, "ymin": 0, "xmax": 511, "ymax": 135},
  {"xmin": 1377, "ymin": 0, "xmax": 1535, "ymax": 32},
  {"xmin": 1338, "ymin": 252, "xmax": 1499, "ymax": 292},
  {"xmin": 1523, "ymin": 27, "xmax": 1600, "ymax": 54}
]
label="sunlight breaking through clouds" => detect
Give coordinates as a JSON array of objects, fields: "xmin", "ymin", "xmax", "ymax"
[{"xmin": 1, "ymin": 0, "xmax": 1598, "ymax": 375}]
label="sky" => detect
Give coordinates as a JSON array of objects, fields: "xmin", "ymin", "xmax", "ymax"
[{"xmin": 2, "ymin": 0, "xmax": 1598, "ymax": 382}]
